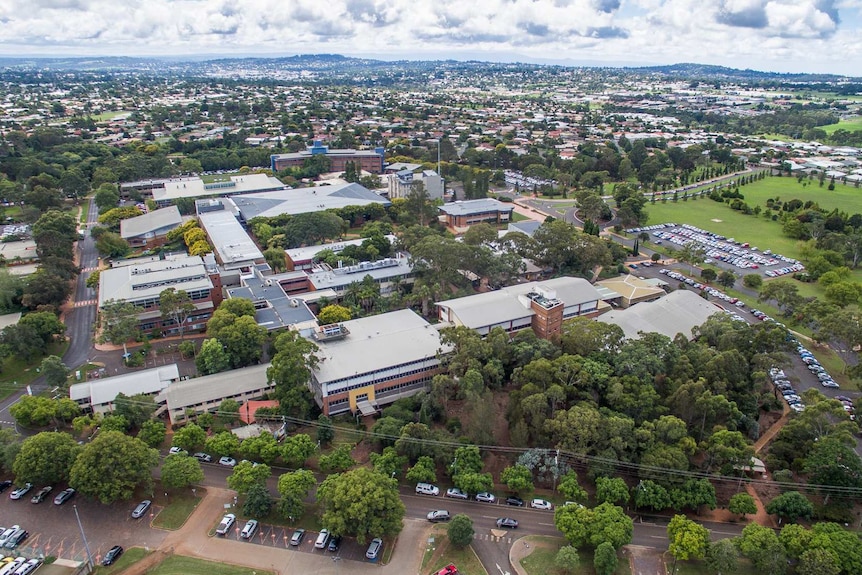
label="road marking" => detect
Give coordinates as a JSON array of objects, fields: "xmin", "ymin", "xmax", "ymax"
[
  {"xmin": 538, "ymin": 522, "xmax": 554, "ymax": 526},
  {"xmin": 650, "ymin": 535, "xmax": 665, "ymax": 539},
  {"xmin": 74, "ymin": 300, "xmax": 97, "ymax": 307}
]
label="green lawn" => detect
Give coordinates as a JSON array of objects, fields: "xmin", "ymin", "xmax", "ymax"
[
  {"xmin": 140, "ymin": 555, "xmax": 273, "ymax": 575},
  {"xmin": 518, "ymin": 536, "xmax": 630, "ymax": 575},
  {"xmin": 152, "ymin": 491, "xmax": 202, "ymax": 530},
  {"xmin": 421, "ymin": 526, "xmax": 488, "ymax": 575},
  {"xmin": 89, "ymin": 110, "xmax": 132, "ymax": 122},
  {"xmin": 92, "ymin": 547, "xmax": 150, "ymax": 575},
  {"xmin": 823, "ymin": 117, "xmax": 862, "ymax": 134},
  {"xmin": 511, "ymin": 211, "xmax": 531, "ymax": 222},
  {"xmin": 0, "ymin": 340, "xmax": 70, "ymax": 399},
  {"xmin": 673, "ymin": 557, "xmax": 759, "ymax": 575},
  {"xmin": 200, "ymin": 173, "xmax": 240, "ymax": 184}
]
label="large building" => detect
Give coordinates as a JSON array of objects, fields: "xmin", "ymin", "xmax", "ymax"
[
  {"xmin": 285, "ymin": 235, "xmax": 396, "ymax": 271},
  {"xmin": 308, "ymin": 309, "xmax": 448, "ymax": 416},
  {"xmin": 225, "ymin": 267, "xmax": 319, "ymax": 334},
  {"xmin": 198, "ymin": 210, "xmax": 265, "ymax": 271},
  {"xmin": 98, "ymin": 254, "xmax": 223, "ymax": 334},
  {"xmin": 386, "ymin": 166, "xmax": 444, "ymax": 200},
  {"xmin": 598, "ymin": 289, "xmax": 725, "ymax": 340},
  {"xmin": 227, "ymin": 182, "xmax": 390, "ymax": 221},
  {"xmin": 595, "ymin": 274, "xmax": 666, "ymax": 308},
  {"xmin": 70, "ymin": 365, "xmax": 180, "ymax": 414},
  {"xmin": 438, "ymin": 199, "xmax": 514, "ymax": 232},
  {"xmin": 270, "ymin": 141, "xmax": 385, "ymax": 174},
  {"xmin": 152, "ymin": 173, "xmax": 288, "ymax": 206},
  {"xmin": 305, "ymin": 253, "xmax": 414, "ymax": 298},
  {"xmin": 120, "ymin": 206, "xmax": 183, "ymax": 248},
  {"xmin": 436, "ymin": 277, "xmax": 605, "ymax": 338}
]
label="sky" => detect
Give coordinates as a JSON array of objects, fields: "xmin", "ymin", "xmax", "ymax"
[{"xmin": 0, "ymin": 0, "xmax": 860, "ymax": 75}]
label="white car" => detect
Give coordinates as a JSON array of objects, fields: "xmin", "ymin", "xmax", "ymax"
[
  {"xmin": 530, "ymin": 498, "xmax": 553, "ymax": 510},
  {"xmin": 218, "ymin": 457, "xmax": 237, "ymax": 467},
  {"xmin": 475, "ymin": 492, "xmax": 496, "ymax": 503},
  {"xmin": 446, "ymin": 488, "xmax": 469, "ymax": 500}
]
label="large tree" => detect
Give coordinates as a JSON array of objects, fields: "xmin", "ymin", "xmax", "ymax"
[
  {"xmin": 159, "ymin": 288, "xmax": 195, "ymax": 339},
  {"xmin": 69, "ymin": 431, "xmax": 159, "ymax": 504},
  {"xmin": 317, "ymin": 468, "xmax": 406, "ymax": 544},
  {"xmin": 268, "ymin": 330, "xmax": 319, "ymax": 417},
  {"xmin": 554, "ymin": 502, "xmax": 632, "ymax": 550},
  {"xmin": 277, "ymin": 468, "xmax": 316, "ymax": 521},
  {"xmin": 447, "ymin": 514, "xmax": 474, "ymax": 548},
  {"xmin": 667, "ymin": 514, "xmax": 710, "ymax": 573},
  {"xmin": 12, "ymin": 431, "xmax": 80, "ymax": 485},
  {"xmin": 98, "ymin": 299, "xmax": 141, "ymax": 357},
  {"xmin": 161, "ymin": 453, "xmax": 204, "ymax": 490},
  {"xmin": 226, "ymin": 460, "xmax": 271, "ymax": 495}
]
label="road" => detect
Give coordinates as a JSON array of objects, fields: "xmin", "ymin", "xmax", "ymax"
[{"xmin": 0, "ymin": 197, "xmax": 99, "ymax": 429}]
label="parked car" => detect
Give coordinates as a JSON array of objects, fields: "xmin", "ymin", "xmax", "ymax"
[
  {"xmin": 415, "ymin": 483, "xmax": 440, "ymax": 496},
  {"xmin": 475, "ymin": 492, "xmax": 496, "ymax": 503},
  {"xmin": 445, "ymin": 488, "xmax": 468, "ymax": 500},
  {"xmin": 314, "ymin": 529, "xmax": 331, "ymax": 549},
  {"xmin": 132, "ymin": 500, "xmax": 152, "ymax": 519},
  {"xmin": 3, "ymin": 528, "xmax": 27, "ymax": 549},
  {"xmin": 505, "ymin": 496, "xmax": 524, "ymax": 507},
  {"xmin": 8, "ymin": 484, "xmax": 31, "ymax": 500},
  {"xmin": 365, "ymin": 538, "xmax": 383, "ymax": 561},
  {"xmin": 427, "ymin": 510, "xmax": 451, "ymax": 523},
  {"xmin": 496, "ymin": 517, "xmax": 519, "ymax": 529},
  {"xmin": 53, "ymin": 488, "xmax": 75, "ymax": 505},
  {"xmin": 102, "ymin": 546, "xmax": 123, "ymax": 566},
  {"xmin": 193, "ymin": 452, "xmax": 212, "ymax": 463},
  {"xmin": 218, "ymin": 456, "xmax": 237, "ymax": 467},
  {"xmin": 168, "ymin": 447, "xmax": 187, "ymax": 455},
  {"xmin": 328, "ymin": 535, "xmax": 343, "ymax": 552},
  {"xmin": 530, "ymin": 499, "xmax": 552, "ymax": 510},
  {"xmin": 290, "ymin": 528, "xmax": 306, "ymax": 546},
  {"xmin": 0, "ymin": 481, "xmax": 11, "ymax": 494},
  {"xmin": 14, "ymin": 558, "xmax": 40, "ymax": 575},
  {"xmin": 240, "ymin": 520, "xmax": 258, "ymax": 539},
  {"xmin": 215, "ymin": 513, "xmax": 236, "ymax": 536},
  {"xmin": 30, "ymin": 486, "xmax": 52, "ymax": 504}
]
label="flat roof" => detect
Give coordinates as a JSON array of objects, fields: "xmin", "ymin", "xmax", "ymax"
[
  {"xmin": 198, "ymin": 211, "xmax": 264, "ymax": 266},
  {"xmin": 98, "ymin": 254, "xmax": 213, "ymax": 307},
  {"xmin": 157, "ymin": 364, "xmax": 271, "ymax": 413},
  {"xmin": 436, "ymin": 277, "xmax": 602, "ymax": 329},
  {"xmin": 286, "ymin": 235, "xmax": 396, "ymax": 264},
  {"xmin": 313, "ymin": 309, "xmax": 446, "ymax": 384},
  {"xmin": 307, "ymin": 255, "xmax": 413, "ymax": 290},
  {"xmin": 70, "ymin": 364, "xmax": 179, "ymax": 406},
  {"xmin": 120, "ymin": 206, "xmax": 182, "ymax": 239},
  {"xmin": 0, "ymin": 312, "xmax": 21, "ymax": 330},
  {"xmin": 152, "ymin": 173, "xmax": 287, "ymax": 203},
  {"xmin": 228, "ymin": 182, "xmax": 390, "ymax": 219},
  {"xmin": 598, "ymin": 289, "xmax": 725, "ymax": 340},
  {"xmin": 438, "ymin": 199, "xmax": 514, "ymax": 216},
  {"xmin": 226, "ymin": 274, "xmax": 316, "ymax": 330}
]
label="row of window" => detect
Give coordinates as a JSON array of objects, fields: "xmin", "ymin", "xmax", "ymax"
[
  {"xmin": 320, "ymin": 359, "xmax": 439, "ymax": 394},
  {"xmin": 325, "ymin": 376, "xmax": 433, "ymax": 414}
]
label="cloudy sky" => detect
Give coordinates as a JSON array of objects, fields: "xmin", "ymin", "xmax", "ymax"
[{"xmin": 0, "ymin": 0, "xmax": 860, "ymax": 75}]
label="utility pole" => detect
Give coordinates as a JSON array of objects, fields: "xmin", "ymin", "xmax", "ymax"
[{"xmin": 73, "ymin": 504, "xmax": 94, "ymax": 570}]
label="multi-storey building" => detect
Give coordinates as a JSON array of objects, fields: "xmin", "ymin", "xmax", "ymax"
[{"xmin": 270, "ymin": 141, "xmax": 385, "ymax": 174}]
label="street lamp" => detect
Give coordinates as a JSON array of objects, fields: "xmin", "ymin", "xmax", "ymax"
[{"xmin": 73, "ymin": 504, "xmax": 94, "ymax": 570}]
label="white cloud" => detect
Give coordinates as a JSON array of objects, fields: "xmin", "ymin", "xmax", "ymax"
[{"xmin": 0, "ymin": 0, "xmax": 856, "ymax": 74}]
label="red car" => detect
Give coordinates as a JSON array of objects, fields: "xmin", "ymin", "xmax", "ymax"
[{"xmin": 437, "ymin": 565, "xmax": 459, "ymax": 575}]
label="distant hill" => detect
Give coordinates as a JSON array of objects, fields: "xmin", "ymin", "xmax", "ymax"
[{"xmin": 626, "ymin": 63, "xmax": 855, "ymax": 83}]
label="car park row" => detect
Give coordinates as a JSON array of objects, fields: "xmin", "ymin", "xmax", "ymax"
[{"xmin": 658, "ymin": 269, "xmax": 746, "ymax": 314}]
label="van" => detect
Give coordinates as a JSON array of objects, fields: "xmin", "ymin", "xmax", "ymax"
[
  {"xmin": 240, "ymin": 519, "xmax": 258, "ymax": 540},
  {"xmin": 415, "ymin": 483, "xmax": 439, "ymax": 496},
  {"xmin": 0, "ymin": 528, "xmax": 16, "ymax": 548},
  {"xmin": 365, "ymin": 537, "xmax": 383, "ymax": 561},
  {"xmin": 0, "ymin": 558, "xmax": 24, "ymax": 575},
  {"xmin": 314, "ymin": 529, "xmax": 330, "ymax": 549}
]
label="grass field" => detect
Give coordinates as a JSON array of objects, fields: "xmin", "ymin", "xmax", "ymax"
[
  {"xmin": 674, "ymin": 557, "xmax": 759, "ymax": 575},
  {"xmin": 823, "ymin": 117, "xmax": 862, "ymax": 134},
  {"xmin": 0, "ymin": 340, "xmax": 70, "ymax": 399},
  {"xmin": 200, "ymin": 173, "xmax": 239, "ymax": 184},
  {"xmin": 152, "ymin": 491, "xmax": 202, "ymax": 530},
  {"xmin": 518, "ymin": 536, "xmax": 631, "ymax": 575},
  {"xmin": 421, "ymin": 525, "xmax": 488, "ymax": 575},
  {"xmin": 140, "ymin": 555, "xmax": 273, "ymax": 575},
  {"xmin": 93, "ymin": 547, "xmax": 150, "ymax": 575},
  {"xmin": 89, "ymin": 110, "xmax": 132, "ymax": 122}
]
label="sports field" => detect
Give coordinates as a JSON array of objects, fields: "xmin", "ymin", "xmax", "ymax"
[{"xmin": 823, "ymin": 117, "xmax": 862, "ymax": 134}]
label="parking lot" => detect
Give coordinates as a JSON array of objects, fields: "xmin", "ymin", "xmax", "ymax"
[
  {"xmin": 216, "ymin": 520, "xmax": 373, "ymax": 564},
  {"xmin": 0, "ymin": 489, "xmax": 167, "ymax": 565}
]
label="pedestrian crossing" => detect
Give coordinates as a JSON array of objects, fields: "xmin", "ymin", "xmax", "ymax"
[
  {"xmin": 474, "ymin": 533, "xmax": 513, "ymax": 543},
  {"xmin": 74, "ymin": 299, "xmax": 97, "ymax": 307},
  {"xmin": 82, "ymin": 267, "xmax": 99, "ymax": 273}
]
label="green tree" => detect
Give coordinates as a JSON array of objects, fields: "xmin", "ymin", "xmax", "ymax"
[
  {"xmin": 743, "ymin": 274, "xmax": 763, "ymax": 289},
  {"xmin": 240, "ymin": 433, "xmax": 279, "ymax": 464},
  {"xmin": 803, "ymin": 435, "xmax": 862, "ymax": 502},
  {"xmin": 100, "ymin": 414, "xmax": 129, "ymax": 433},
  {"xmin": 406, "ymin": 456, "xmax": 437, "ymax": 484},
  {"xmin": 594, "ymin": 542, "xmax": 618, "ymax": 575},
  {"xmin": 554, "ymin": 502, "xmax": 632, "ymax": 550},
  {"xmin": 316, "ymin": 414, "xmax": 335, "ymax": 446},
  {"xmin": 195, "ymin": 338, "xmax": 231, "ymax": 375},
  {"xmin": 281, "ymin": 434, "xmax": 317, "ymax": 468},
  {"xmin": 558, "ymin": 471, "xmax": 587, "ymax": 502},
  {"xmin": 797, "ymin": 547, "xmax": 840, "ymax": 575},
  {"xmin": 172, "ymin": 423, "xmax": 207, "ymax": 452},
  {"xmin": 226, "ymin": 460, "xmax": 271, "ymax": 495},
  {"xmin": 69, "ymin": 430, "xmax": 159, "ymax": 504},
  {"xmin": 632, "ymin": 480, "xmax": 672, "ymax": 512},
  {"xmin": 243, "ymin": 483, "xmax": 274, "ymax": 519},
  {"xmin": 596, "ymin": 477, "xmax": 630, "ymax": 506},
  {"xmin": 667, "ymin": 514, "xmax": 710, "ymax": 573},
  {"xmin": 717, "ymin": 270, "xmax": 737, "ymax": 289},
  {"xmin": 765, "ymin": 491, "xmax": 814, "ymax": 523},
  {"xmin": 728, "ymin": 493, "xmax": 757, "ymax": 519},
  {"xmin": 554, "ymin": 545, "xmax": 580, "ymax": 574},
  {"xmin": 319, "ymin": 444, "xmax": 356, "ymax": 473},
  {"xmin": 706, "ymin": 538, "xmax": 739, "ymax": 575},
  {"xmin": 113, "ymin": 393, "xmax": 157, "ymax": 429},
  {"xmin": 160, "ymin": 453, "xmax": 204, "ymax": 490},
  {"xmin": 96, "ymin": 231, "xmax": 130, "ymax": 258},
  {"xmin": 701, "ymin": 268, "xmax": 717, "ymax": 283},
  {"xmin": 94, "ymin": 185, "xmax": 120, "ymax": 212},
  {"xmin": 39, "ymin": 355, "xmax": 69, "ymax": 387},
  {"xmin": 737, "ymin": 523, "xmax": 787, "ymax": 575},
  {"xmin": 217, "ymin": 399, "xmax": 241, "ymax": 424},
  {"xmin": 97, "ymin": 299, "xmax": 140, "ymax": 357},
  {"xmin": 318, "ymin": 468, "xmax": 406, "ymax": 544},
  {"xmin": 205, "ymin": 431, "xmax": 240, "ymax": 457},
  {"xmin": 137, "ymin": 420, "xmax": 166, "ymax": 449},
  {"xmin": 318, "ymin": 304, "xmax": 352, "ymax": 325},
  {"xmin": 370, "ymin": 446, "xmax": 408, "ymax": 478},
  {"xmin": 159, "ymin": 288, "xmax": 196, "ymax": 339},
  {"xmin": 9, "ymin": 396, "xmax": 71, "ymax": 428},
  {"xmin": 0, "ymin": 270, "xmax": 24, "ymax": 313},
  {"xmin": 447, "ymin": 514, "xmax": 474, "ymax": 548},
  {"xmin": 501, "ymin": 464, "xmax": 534, "ymax": 494},
  {"xmin": 33, "ymin": 210, "xmax": 77, "ymax": 260},
  {"xmin": 12, "ymin": 431, "xmax": 80, "ymax": 485},
  {"xmin": 277, "ymin": 468, "xmax": 316, "ymax": 520}
]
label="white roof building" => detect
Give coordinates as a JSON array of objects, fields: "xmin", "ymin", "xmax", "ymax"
[
  {"xmin": 598, "ymin": 289, "xmax": 724, "ymax": 340},
  {"xmin": 70, "ymin": 364, "xmax": 180, "ymax": 413},
  {"xmin": 152, "ymin": 173, "xmax": 288, "ymax": 205},
  {"xmin": 198, "ymin": 210, "xmax": 264, "ymax": 270}
]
